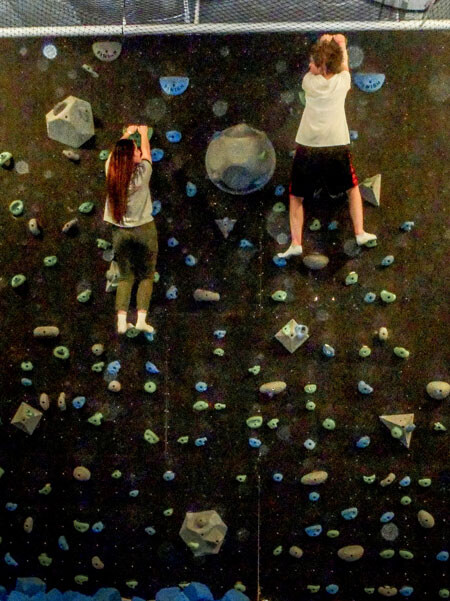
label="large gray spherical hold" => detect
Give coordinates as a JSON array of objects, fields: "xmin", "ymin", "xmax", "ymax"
[
  {"xmin": 303, "ymin": 254, "xmax": 329, "ymax": 270},
  {"xmin": 205, "ymin": 123, "xmax": 276, "ymax": 195},
  {"xmin": 381, "ymin": 522, "xmax": 399, "ymax": 541}
]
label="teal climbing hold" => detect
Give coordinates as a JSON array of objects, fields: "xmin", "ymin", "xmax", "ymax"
[
  {"xmin": 53, "ymin": 346, "xmax": 70, "ymax": 360},
  {"xmin": 159, "ymin": 76, "xmax": 189, "ymax": 96},
  {"xmin": 353, "ymin": 73, "xmax": 385, "ymax": 93},
  {"xmin": 9, "ymin": 200, "xmax": 24, "ymax": 216},
  {"xmin": 11, "ymin": 274, "xmax": 26, "ymax": 288},
  {"xmin": 381, "ymin": 255, "xmax": 394, "ymax": 267}
]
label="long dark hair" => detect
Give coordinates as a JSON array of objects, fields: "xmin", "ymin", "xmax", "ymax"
[
  {"xmin": 106, "ymin": 138, "xmax": 135, "ymax": 224},
  {"xmin": 310, "ymin": 39, "xmax": 343, "ymax": 75}
]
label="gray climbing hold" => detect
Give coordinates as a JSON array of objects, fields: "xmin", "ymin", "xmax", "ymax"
[
  {"xmin": 180, "ymin": 510, "xmax": 227, "ymax": 556},
  {"xmin": 46, "ymin": 96, "xmax": 95, "ymax": 148},
  {"xmin": 380, "ymin": 413, "xmax": 415, "ymax": 448},
  {"xmin": 194, "ymin": 289, "xmax": 220, "ymax": 302},
  {"xmin": 360, "ymin": 174, "xmax": 381, "ymax": 207},
  {"xmin": 426, "ymin": 381, "xmax": 450, "ymax": 400},
  {"xmin": 381, "ymin": 522, "xmax": 399, "ymax": 541},
  {"xmin": 302, "ymin": 254, "xmax": 329, "ymax": 270},
  {"xmin": 92, "ymin": 41, "xmax": 122, "ymax": 62},
  {"xmin": 215, "ymin": 217, "xmax": 236, "ymax": 239}
]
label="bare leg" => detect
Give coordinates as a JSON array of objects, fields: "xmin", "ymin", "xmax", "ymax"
[
  {"xmin": 348, "ymin": 185, "xmax": 377, "ymax": 245},
  {"xmin": 277, "ymin": 194, "xmax": 304, "ymax": 258}
]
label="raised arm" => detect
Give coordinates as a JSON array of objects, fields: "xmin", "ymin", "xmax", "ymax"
[
  {"xmin": 121, "ymin": 124, "xmax": 138, "ymax": 140},
  {"xmin": 137, "ymin": 125, "xmax": 151, "ymax": 162},
  {"xmin": 333, "ymin": 34, "xmax": 349, "ymax": 72}
]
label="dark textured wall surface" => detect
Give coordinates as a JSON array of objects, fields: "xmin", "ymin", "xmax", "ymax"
[{"xmin": 0, "ymin": 33, "xmax": 449, "ymax": 600}]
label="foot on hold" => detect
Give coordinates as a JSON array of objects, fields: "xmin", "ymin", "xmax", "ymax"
[
  {"xmin": 136, "ymin": 312, "xmax": 154, "ymax": 333},
  {"xmin": 117, "ymin": 313, "xmax": 128, "ymax": 335},
  {"xmin": 356, "ymin": 232, "xmax": 377, "ymax": 246},
  {"xmin": 277, "ymin": 244, "xmax": 303, "ymax": 259}
]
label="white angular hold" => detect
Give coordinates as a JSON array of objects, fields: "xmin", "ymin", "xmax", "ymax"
[
  {"xmin": 426, "ymin": 381, "xmax": 450, "ymax": 400},
  {"xmin": 300, "ymin": 470, "xmax": 328, "ymax": 485},
  {"xmin": 46, "ymin": 96, "xmax": 95, "ymax": 148},
  {"xmin": 179, "ymin": 510, "xmax": 227, "ymax": 557},
  {"xmin": 275, "ymin": 319, "xmax": 309, "ymax": 353},
  {"xmin": 215, "ymin": 217, "xmax": 236, "ymax": 239},
  {"xmin": 259, "ymin": 381, "xmax": 286, "ymax": 396},
  {"xmin": 11, "ymin": 402, "xmax": 43, "ymax": 435},
  {"xmin": 379, "ymin": 413, "xmax": 415, "ymax": 448},
  {"xmin": 92, "ymin": 41, "xmax": 122, "ymax": 62},
  {"xmin": 360, "ymin": 173, "xmax": 381, "ymax": 207},
  {"xmin": 193, "ymin": 289, "xmax": 220, "ymax": 302}
]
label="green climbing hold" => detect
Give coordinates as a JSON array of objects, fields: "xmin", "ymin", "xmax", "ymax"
[
  {"xmin": 380, "ymin": 289, "xmax": 396, "ymax": 303},
  {"xmin": 236, "ymin": 475, "xmax": 247, "ymax": 483},
  {"xmin": 53, "ymin": 346, "xmax": 70, "ymax": 360},
  {"xmin": 88, "ymin": 412, "xmax": 103, "ymax": 426},
  {"xmin": 144, "ymin": 380, "xmax": 157, "ymax": 393},
  {"xmin": 439, "ymin": 589, "xmax": 450, "ymax": 599},
  {"xmin": 177, "ymin": 436, "xmax": 189, "ymax": 444},
  {"xmin": 248, "ymin": 365, "xmax": 261, "ymax": 375},
  {"xmin": 271, "ymin": 290, "xmax": 287, "ymax": 302},
  {"xmin": 305, "ymin": 401, "xmax": 316, "ymax": 411},
  {"xmin": 246, "ymin": 416, "xmax": 263, "ymax": 428},
  {"xmin": 309, "ymin": 218, "xmax": 321, "ymax": 231},
  {"xmin": 74, "ymin": 575, "xmax": 89, "ymax": 585},
  {"xmin": 363, "ymin": 474, "xmax": 376, "ymax": 484},
  {"xmin": 322, "ymin": 418, "xmax": 336, "ymax": 430},
  {"xmin": 304, "ymin": 384, "xmax": 317, "ymax": 394},
  {"xmin": 126, "ymin": 581, "xmax": 138, "ymax": 589},
  {"xmin": 234, "ymin": 583, "xmax": 246, "ymax": 592},
  {"xmin": 434, "ymin": 422, "xmax": 447, "ymax": 431},
  {"xmin": 394, "ymin": 346, "xmax": 410, "ymax": 358},
  {"xmin": 91, "ymin": 362, "xmax": 105, "ymax": 372},
  {"xmin": 391, "ymin": 426, "xmax": 403, "ymax": 439},
  {"xmin": 21, "ymin": 361, "xmax": 33, "ymax": 371},
  {"xmin": 213, "ymin": 348, "xmax": 225, "ymax": 356},
  {"xmin": 77, "ymin": 289, "xmax": 92, "ymax": 303},
  {"xmin": 379, "ymin": 549, "xmax": 395, "ymax": 559},
  {"xmin": 359, "ymin": 345, "xmax": 371, "ymax": 358},
  {"xmin": 78, "ymin": 201, "xmax": 94, "ymax": 214},
  {"xmin": 400, "ymin": 496, "xmax": 412, "ymax": 505},
  {"xmin": 11, "ymin": 274, "xmax": 26, "ymax": 288},
  {"xmin": 272, "ymin": 202, "xmax": 286, "ymax": 213},
  {"xmin": 214, "ymin": 403, "xmax": 226, "ymax": 410},
  {"xmin": 96, "ymin": 238, "xmax": 112, "ymax": 250},
  {"xmin": 418, "ymin": 478, "xmax": 432, "ymax": 487},
  {"xmin": 38, "ymin": 553, "xmax": 53, "ymax": 567},
  {"xmin": 326, "ymin": 530, "xmax": 340, "ymax": 538},
  {"xmin": 365, "ymin": 238, "xmax": 377, "ymax": 247},
  {"xmin": 0, "ymin": 151, "xmax": 13, "ymax": 166},
  {"xmin": 163, "ymin": 508, "xmax": 173, "ymax": 516},
  {"xmin": 364, "ymin": 588, "xmax": 375, "ymax": 595},
  {"xmin": 193, "ymin": 400, "xmax": 209, "ymax": 411},
  {"xmin": 273, "ymin": 545, "xmax": 283, "ymax": 556},
  {"xmin": 307, "ymin": 585, "xmax": 320, "ymax": 593},
  {"xmin": 126, "ymin": 326, "xmax": 140, "ymax": 338},
  {"xmin": 0, "ymin": 467, "xmax": 5, "ymax": 478},
  {"xmin": 43, "ymin": 255, "xmax": 58, "ymax": 267},
  {"xmin": 9, "ymin": 200, "xmax": 24, "ymax": 216},
  {"xmin": 399, "ymin": 549, "xmax": 414, "ymax": 559},
  {"xmin": 345, "ymin": 271, "xmax": 358, "ymax": 285},
  {"xmin": 154, "ymin": 272, "xmax": 160, "ymax": 283},
  {"xmin": 99, "ymin": 150, "xmax": 110, "ymax": 160},
  {"xmin": 144, "ymin": 429, "xmax": 160, "ymax": 444},
  {"xmin": 39, "ymin": 483, "xmax": 52, "ymax": 495},
  {"xmin": 73, "ymin": 520, "xmax": 90, "ymax": 533},
  {"xmin": 111, "ymin": 470, "xmax": 122, "ymax": 479},
  {"xmin": 267, "ymin": 418, "xmax": 279, "ymax": 429}
]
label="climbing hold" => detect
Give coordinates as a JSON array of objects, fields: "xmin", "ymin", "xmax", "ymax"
[
  {"xmin": 39, "ymin": 393, "xmax": 50, "ymax": 410},
  {"xmin": 167, "ymin": 236, "xmax": 179, "ymax": 248},
  {"xmin": 73, "ymin": 520, "xmax": 90, "ymax": 533},
  {"xmin": 194, "ymin": 289, "xmax": 220, "ymax": 301},
  {"xmin": 195, "ymin": 381, "xmax": 208, "ymax": 392},
  {"xmin": 246, "ymin": 416, "xmax": 263, "ymax": 428},
  {"xmin": 73, "ymin": 466, "xmax": 91, "ymax": 481},
  {"xmin": 129, "ymin": 489, "xmax": 139, "ymax": 497},
  {"xmin": 33, "ymin": 326, "xmax": 60, "ymax": 338},
  {"xmin": 215, "ymin": 217, "xmax": 237, "ymax": 239},
  {"xmin": 358, "ymin": 380, "xmax": 373, "ymax": 394},
  {"xmin": 0, "ymin": 151, "xmax": 13, "ymax": 167},
  {"xmin": 91, "ymin": 521, "xmax": 104, "ymax": 532},
  {"xmin": 399, "ymin": 586, "xmax": 414, "ymax": 597},
  {"xmin": 193, "ymin": 400, "xmax": 209, "ymax": 411},
  {"xmin": 307, "ymin": 585, "xmax": 320, "ymax": 593},
  {"xmin": 364, "ymin": 292, "xmax": 377, "ymax": 303},
  {"xmin": 11, "ymin": 274, "xmax": 26, "ymax": 288},
  {"xmin": 9, "ymin": 200, "xmax": 24, "ymax": 216},
  {"xmin": 417, "ymin": 509, "xmax": 435, "ymax": 528},
  {"xmin": 378, "ymin": 587, "xmax": 398, "ymax": 597},
  {"xmin": 145, "ymin": 361, "xmax": 160, "ymax": 374},
  {"xmin": 144, "ymin": 381, "xmax": 157, "ymax": 393},
  {"xmin": 274, "ymin": 184, "xmax": 285, "ymax": 196},
  {"xmin": 239, "ymin": 238, "xmax": 254, "ymax": 249},
  {"xmin": 289, "ymin": 546, "xmax": 303, "ymax": 558},
  {"xmin": 364, "ymin": 588, "xmax": 375, "ymax": 595},
  {"xmin": 380, "ymin": 289, "xmax": 396, "ymax": 303},
  {"xmin": 381, "ymin": 255, "xmax": 394, "ymax": 267},
  {"xmin": 108, "ymin": 380, "xmax": 121, "ymax": 392},
  {"xmin": 271, "ymin": 290, "xmax": 287, "ymax": 302},
  {"xmin": 360, "ymin": 173, "xmax": 381, "ymax": 207},
  {"xmin": 322, "ymin": 344, "xmax": 335, "ymax": 357},
  {"xmin": 434, "ymin": 422, "xmax": 447, "ymax": 431},
  {"xmin": 186, "ymin": 181, "xmax": 197, "ymax": 197},
  {"xmin": 426, "ymin": 381, "xmax": 450, "ymax": 400},
  {"xmin": 303, "ymin": 439, "xmax": 316, "ymax": 450},
  {"xmin": 272, "ymin": 473, "xmax": 283, "ymax": 482},
  {"xmin": 305, "ymin": 400, "xmax": 316, "ymax": 410},
  {"xmin": 214, "ymin": 402, "xmax": 226, "ymax": 409},
  {"xmin": 322, "ymin": 418, "xmax": 336, "ymax": 430},
  {"xmin": 97, "ymin": 238, "xmax": 112, "ymax": 250},
  {"xmin": 300, "ymin": 471, "xmax": 328, "ymax": 485},
  {"xmin": 58, "ymin": 536, "xmax": 69, "ymax": 551},
  {"xmin": 92, "ymin": 343, "xmax": 104, "ymax": 356},
  {"xmin": 437, "ymin": 551, "xmax": 449, "ymax": 561},
  {"xmin": 309, "ymin": 218, "xmax": 321, "ymax": 231},
  {"xmin": 92, "ymin": 40, "xmax": 122, "ymax": 61},
  {"xmin": 5, "ymin": 552, "xmax": 19, "ymax": 567},
  {"xmin": 236, "ymin": 475, "xmax": 247, "ymax": 483},
  {"xmin": 399, "ymin": 476, "xmax": 411, "ymax": 486},
  {"xmin": 145, "ymin": 526, "xmax": 156, "ymax": 535},
  {"xmin": 91, "ymin": 556, "xmax": 104, "ymax": 569},
  {"xmin": 305, "ymin": 524, "xmax": 322, "ymax": 537},
  {"xmin": 88, "ymin": 412, "xmax": 103, "ymax": 426},
  {"xmin": 276, "ymin": 320, "xmax": 310, "ymax": 353},
  {"xmin": 341, "ymin": 507, "xmax": 358, "ymax": 520},
  {"xmin": 144, "ymin": 429, "xmax": 160, "ymax": 444},
  {"xmin": 249, "ymin": 438, "xmax": 262, "ymax": 448},
  {"xmin": 379, "ymin": 413, "xmax": 415, "ymax": 448},
  {"xmin": 159, "ymin": 76, "xmax": 189, "ymax": 96},
  {"xmin": 326, "ymin": 584, "xmax": 339, "ymax": 594},
  {"xmin": 38, "ymin": 553, "xmax": 52, "ymax": 567},
  {"xmin": 99, "ymin": 149, "xmax": 110, "ymax": 160},
  {"xmin": 327, "ymin": 530, "xmax": 340, "ymax": 538},
  {"xmin": 380, "ymin": 512, "xmax": 395, "ymax": 523},
  {"xmin": 338, "ymin": 545, "xmax": 364, "ymax": 561},
  {"xmin": 345, "ymin": 271, "xmax": 358, "ymax": 285},
  {"xmin": 381, "ymin": 523, "xmax": 399, "ymax": 541},
  {"xmin": 111, "ymin": 470, "xmax": 122, "ymax": 479},
  {"xmin": 272, "ymin": 202, "xmax": 286, "ymax": 213},
  {"xmin": 380, "ymin": 549, "xmax": 395, "ymax": 559},
  {"xmin": 72, "ymin": 396, "xmax": 86, "ymax": 409},
  {"xmin": 185, "ymin": 254, "xmax": 197, "ymax": 266},
  {"xmin": 20, "ymin": 361, "xmax": 33, "ymax": 371},
  {"xmin": 5, "ymin": 502, "xmax": 17, "ymax": 511},
  {"xmin": 43, "ymin": 255, "xmax": 58, "ymax": 267},
  {"xmin": 378, "ymin": 326, "xmax": 389, "ymax": 340},
  {"xmin": 248, "ymin": 365, "xmax": 261, "ymax": 375},
  {"xmin": 328, "ymin": 220, "xmax": 339, "ymax": 230},
  {"xmin": 394, "ymin": 347, "xmax": 410, "ymax": 358},
  {"xmin": 28, "ymin": 218, "xmax": 41, "ymax": 235},
  {"xmin": 267, "ymin": 418, "xmax": 279, "ymax": 429},
  {"xmin": 177, "ymin": 436, "xmax": 189, "ymax": 444},
  {"xmin": 166, "ymin": 285, "xmax": 178, "ymax": 300},
  {"xmin": 400, "ymin": 221, "xmax": 415, "ymax": 232},
  {"xmin": 24, "ymin": 517, "xmax": 33, "ymax": 533},
  {"xmin": 309, "ymin": 492, "xmax": 320, "ymax": 501},
  {"xmin": 259, "ymin": 381, "xmax": 286, "ymax": 396},
  {"xmin": 380, "ymin": 473, "xmax": 396, "ymax": 487},
  {"xmin": 273, "ymin": 256, "xmax": 286, "ymax": 267},
  {"xmin": 353, "ymin": 72, "xmax": 385, "ymax": 93},
  {"xmin": 363, "ymin": 474, "xmax": 376, "ymax": 483},
  {"xmin": 418, "ymin": 478, "xmax": 432, "ymax": 487},
  {"xmin": 356, "ymin": 436, "xmax": 371, "ymax": 448},
  {"xmin": 151, "ymin": 148, "xmax": 164, "ymax": 162},
  {"xmin": 11, "ymin": 402, "xmax": 43, "ymax": 434},
  {"xmin": 399, "ymin": 549, "xmax": 414, "ymax": 559},
  {"xmin": 302, "ymin": 254, "xmax": 329, "ymax": 270},
  {"xmin": 400, "ymin": 496, "xmax": 412, "ymax": 505},
  {"xmin": 166, "ymin": 130, "xmax": 182, "ymax": 143},
  {"xmin": 74, "ymin": 575, "xmax": 89, "ymax": 585},
  {"xmin": 359, "ymin": 345, "xmax": 372, "ymax": 358},
  {"xmin": 304, "ymin": 384, "xmax": 317, "ymax": 394},
  {"xmin": 62, "ymin": 218, "xmax": 78, "ymax": 233}
]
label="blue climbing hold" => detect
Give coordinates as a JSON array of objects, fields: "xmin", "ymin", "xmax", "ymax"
[
  {"xmin": 185, "ymin": 255, "xmax": 197, "ymax": 266},
  {"xmin": 214, "ymin": 330, "xmax": 227, "ymax": 339},
  {"xmin": 167, "ymin": 237, "xmax": 179, "ymax": 248},
  {"xmin": 72, "ymin": 396, "xmax": 86, "ymax": 409},
  {"xmin": 166, "ymin": 130, "xmax": 182, "ymax": 143},
  {"xmin": 358, "ymin": 380, "xmax": 373, "ymax": 394},
  {"xmin": 166, "ymin": 285, "xmax": 178, "ymax": 300},
  {"xmin": 349, "ymin": 130, "xmax": 358, "ymax": 141},
  {"xmin": 145, "ymin": 361, "xmax": 160, "ymax": 374},
  {"xmin": 129, "ymin": 490, "xmax": 139, "ymax": 497},
  {"xmin": 152, "ymin": 200, "xmax": 161, "ymax": 216},
  {"xmin": 326, "ymin": 584, "xmax": 339, "ymax": 594},
  {"xmin": 145, "ymin": 526, "xmax": 156, "ymax": 535},
  {"xmin": 106, "ymin": 360, "xmax": 121, "ymax": 376},
  {"xmin": 92, "ymin": 521, "xmax": 105, "ymax": 533},
  {"xmin": 220, "ymin": 591, "xmax": 250, "ymax": 601},
  {"xmin": 94, "ymin": 589, "xmax": 122, "ymax": 601},
  {"xmin": 195, "ymin": 437, "xmax": 207, "ymax": 447},
  {"xmin": 186, "ymin": 182, "xmax": 197, "ymax": 197},
  {"xmin": 381, "ymin": 255, "xmax": 395, "ymax": 267},
  {"xmin": 239, "ymin": 239, "xmax": 254, "ymax": 249},
  {"xmin": 305, "ymin": 524, "xmax": 322, "ymax": 537},
  {"xmin": 58, "ymin": 536, "xmax": 69, "ymax": 551},
  {"xmin": 341, "ymin": 507, "xmax": 358, "ymax": 520},
  {"xmin": 273, "ymin": 256, "xmax": 286, "ymax": 267},
  {"xmin": 21, "ymin": 378, "xmax": 32, "ymax": 386},
  {"xmin": 5, "ymin": 502, "xmax": 17, "ymax": 511},
  {"xmin": 322, "ymin": 344, "xmax": 335, "ymax": 357},
  {"xmin": 144, "ymin": 331, "xmax": 154, "ymax": 342},
  {"xmin": 304, "ymin": 439, "xmax": 316, "ymax": 450},
  {"xmin": 380, "ymin": 511, "xmax": 395, "ymax": 523},
  {"xmin": 400, "ymin": 221, "xmax": 415, "ymax": 232},
  {"xmin": 272, "ymin": 472, "xmax": 283, "ymax": 482},
  {"xmin": 163, "ymin": 471, "xmax": 175, "ymax": 481},
  {"xmin": 437, "ymin": 551, "xmax": 449, "ymax": 561},
  {"xmin": 399, "ymin": 587, "xmax": 414, "ymax": 597},
  {"xmin": 353, "ymin": 73, "xmax": 386, "ymax": 93},
  {"xmin": 156, "ymin": 588, "xmax": 185, "ymax": 601},
  {"xmin": 195, "ymin": 381, "xmax": 208, "ymax": 392},
  {"xmin": 16, "ymin": 578, "xmax": 46, "ymax": 596},
  {"xmin": 151, "ymin": 148, "xmax": 164, "ymax": 162},
  {"xmin": 356, "ymin": 436, "xmax": 371, "ymax": 448},
  {"xmin": 159, "ymin": 76, "xmax": 189, "ymax": 96},
  {"xmin": 399, "ymin": 476, "xmax": 411, "ymax": 487},
  {"xmin": 328, "ymin": 220, "xmax": 339, "ymax": 230},
  {"xmin": 274, "ymin": 185, "xmax": 285, "ymax": 196},
  {"xmin": 183, "ymin": 583, "xmax": 214, "ymax": 601},
  {"xmin": 249, "ymin": 438, "xmax": 262, "ymax": 448},
  {"xmin": 364, "ymin": 292, "xmax": 377, "ymax": 303},
  {"xmin": 309, "ymin": 492, "xmax": 320, "ymax": 501},
  {"xmin": 4, "ymin": 552, "xmax": 18, "ymax": 566}
]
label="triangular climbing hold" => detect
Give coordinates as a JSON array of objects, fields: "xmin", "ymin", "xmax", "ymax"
[
  {"xmin": 215, "ymin": 217, "xmax": 236, "ymax": 239},
  {"xmin": 379, "ymin": 413, "xmax": 415, "ymax": 449},
  {"xmin": 360, "ymin": 173, "xmax": 381, "ymax": 207},
  {"xmin": 275, "ymin": 319, "xmax": 310, "ymax": 354}
]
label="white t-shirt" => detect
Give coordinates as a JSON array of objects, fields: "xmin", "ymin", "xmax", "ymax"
[
  {"xmin": 104, "ymin": 157, "xmax": 154, "ymax": 227},
  {"xmin": 295, "ymin": 71, "xmax": 351, "ymax": 147}
]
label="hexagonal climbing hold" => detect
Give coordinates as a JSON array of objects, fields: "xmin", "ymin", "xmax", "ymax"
[
  {"xmin": 46, "ymin": 96, "xmax": 95, "ymax": 148},
  {"xmin": 180, "ymin": 510, "xmax": 227, "ymax": 557}
]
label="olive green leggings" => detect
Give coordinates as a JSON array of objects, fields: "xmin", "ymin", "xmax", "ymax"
[{"xmin": 112, "ymin": 221, "xmax": 158, "ymax": 313}]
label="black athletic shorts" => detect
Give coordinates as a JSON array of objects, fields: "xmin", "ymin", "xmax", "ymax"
[{"xmin": 289, "ymin": 144, "xmax": 358, "ymax": 199}]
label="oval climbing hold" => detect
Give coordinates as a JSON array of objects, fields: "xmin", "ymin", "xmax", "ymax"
[
  {"xmin": 166, "ymin": 130, "xmax": 182, "ymax": 143},
  {"xmin": 353, "ymin": 72, "xmax": 385, "ymax": 93}
]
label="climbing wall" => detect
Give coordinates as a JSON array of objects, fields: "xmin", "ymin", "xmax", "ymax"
[{"xmin": 0, "ymin": 33, "xmax": 449, "ymax": 601}]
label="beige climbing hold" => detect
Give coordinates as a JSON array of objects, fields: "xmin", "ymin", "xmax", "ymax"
[
  {"xmin": 360, "ymin": 173, "xmax": 381, "ymax": 207},
  {"xmin": 379, "ymin": 413, "xmax": 415, "ymax": 448},
  {"xmin": 289, "ymin": 546, "xmax": 303, "ymax": 558},
  {"xmin": 337, "ymin": 545, "xmax": 364, "ymax": 562},
  {"xmin": 33, "ymin": 326, "xmax": 60, "ymax": 338},
  {"xmin": 73, "ymin": 466, "xmax": 91, "ymax": 482},
  {"xmin": 193, "ymin": 289, "xmax": 220, "ymax": 302},
  {"xmin": 91, "ymin": 556, "xmax": 104, "ymax": 569},
  {"xmin": 62, "ymin": 218, "xmax": 78, "ymax": 233},
  {"xmin": 108, "ymin": 380, "xmax": 121, "ymax": 392},
  {"xmin": 378, "ymin": 586, "xmax": 398, "ymax": 597},
  {"xmin": 91, "ymin": 343, "xmax": 104, "ymax": 356},
  {"xmin": 24, "ymin": 516, "xmax": 34, "ymax": 533},
  {"xmin": 259, "ymin": 381, "xmax": 286, "ymax": 395},
  {"xmin": 378, "ymin": 327, "xmax": 389, "ymax": 341},
  {"xmin": 426, "ymin": 381, "xmax": 450, "ymax": 400},
  {"xmin": 300, "ymin": 470, "xmax": 328, "ymax": 485},
  {"xmin": 380, "ymin": 472, "xmax": 396, "ymax": 487},
  {"xmin": 57, "ymin": 392, "xmax": 66, "ymax": 411},
  {"xmin": 39, "ymin": 393, "xmax": 50, "ymax": 411},
  {"xmin": 417, "ymin": 509, "xmax": 435, "ymax": 528}
]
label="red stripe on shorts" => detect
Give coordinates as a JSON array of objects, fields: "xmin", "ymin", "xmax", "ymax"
[{"xmin": 348, "ymin": 150, "xmax": 359, "ymax": 187}]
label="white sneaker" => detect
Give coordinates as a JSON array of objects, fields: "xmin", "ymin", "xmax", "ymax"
[{"xmin": 277, "ymin": 244, "xmax": 303, "ymax": 259}]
